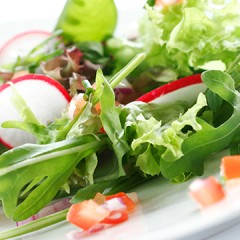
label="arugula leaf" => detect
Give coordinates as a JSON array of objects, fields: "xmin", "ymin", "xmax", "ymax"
[
  {"xmin": 0, "ymin": 135, "xmax": 106, "ymax": 221},
  {"xmin": 161, "ymin": 71, "xmax": 240, "ymax": 181},
  {"xmin": 0, "ymin": 53, "xmax": 147, "ymax": 223},
  {"xmin": 70, "ymin": 181, "xmax": 112, "ymax": 203}
]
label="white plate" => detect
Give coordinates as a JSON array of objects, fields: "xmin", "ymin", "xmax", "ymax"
[
  {"xmin": 1, "ymin": 150, "xmax": 240, "ymax": 240},
  {"xmin": 0, "ymin": 2, "xmax": 239, "ymax": 240}
]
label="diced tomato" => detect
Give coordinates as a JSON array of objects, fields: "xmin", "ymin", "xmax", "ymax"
[
  {"xmin": 67, "ymin": 192, "xmax": 137, "ymax": 231},
  {"xmin": 66, "ymin": 199, "xmax": 110, "ymax": 230},
  {"xmin": 221, "ymin": 155, "xmax": 240, "ymax": 180},
  {"xmin": 105, "ymin": 192, "xmax": 136, "ymax": 212},
  {"xmin": 189, "ymin": 176, "xmax": 225, "ymax": 208}
]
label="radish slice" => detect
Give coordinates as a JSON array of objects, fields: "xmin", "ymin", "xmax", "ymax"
[
  {"xmin": 0, "ymin": 74, "xmax": 71, "ymax": 148},
  {"xmin": 0, "ymin": 30, "xmax": 52, "ymax": 65},
  {"xmin": 136, "ymin": 74, "xmax": 207, "ymax": 105}
]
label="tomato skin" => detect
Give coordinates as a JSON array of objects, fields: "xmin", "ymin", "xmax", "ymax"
[
  {"xmin": 105, "ymin": 192, "xmax": 136, "ymax": 212},
  {"xmin": 189, "ymin": 176, "xmax": 225, "ymax": 208},
  {"xmin": 221, "ymin": 155, "xmax": 240, "ymax": 180},
  {"xmin": 66, "ymin": 200, "xmax": 110, "ymax": 230},
  {"xmin": 67, "ymin": 192, "xmax": 137, "ymax": 231}
]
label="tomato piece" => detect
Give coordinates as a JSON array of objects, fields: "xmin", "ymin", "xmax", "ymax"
[
  {"xmin": 221, "ymin": 155, "xmax": 240, "ymax": 180},
  {"xmin": 105, "ymin": 192, "xmax": 136, "ymax": 212},
  {"xmin": 66, "ymin": 199, "xmax": 110, "ymax": 230},
  {"xmin": 189, "ymin": 176, "xmax": 225, "ymax": 208},
  {"xmin": 100, "ymin": 210, "xmax": 128, "ymax": 224}
]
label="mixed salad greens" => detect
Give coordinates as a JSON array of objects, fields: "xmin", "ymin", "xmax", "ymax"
[{"xmin": 1, "ymin": 0, "xmax": 240, "ymax": 238}]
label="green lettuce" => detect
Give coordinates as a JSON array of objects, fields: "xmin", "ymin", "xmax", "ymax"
[
  {"xmin": 55, "ymin": 0, "xmax": 117, "ymax": 43},
  {"xmin": 121, "ymin": 93, "xmax": 207, "ymax": 176},
  {"xmin": 139, "ymin": 0, "xmax": 240, "ymax": 82}
]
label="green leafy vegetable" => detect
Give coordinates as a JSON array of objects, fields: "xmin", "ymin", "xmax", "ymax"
[
  {"xmin": 120, "ymin": 93, "xmax": 207, "ymax": 176},
  {"xmin": 0, "ymin": 135, "xmax": 106, "ymax": 221},
  {"xmin": 139, "ymin": 0, "xmax": 240, "ymax": 82},
  {"xmin": 0, "ymin": 53, "xmax": 146, "ymax": 226},
  {"xmin": 161, "ymin": 70, "xmax": 240, "ymax": 181},
  {"xmin": 55, "ymin": 0, "xmax": 117, "ymax": 43}
]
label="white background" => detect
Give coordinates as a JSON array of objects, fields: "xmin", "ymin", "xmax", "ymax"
[
  {"xmin": 0, "ymin": 0, "xmax": 146, "ymax": 23},
  {"xmin": 0, "ymin": 0, "xmax": 146, "ymax": 24},
  {"xmin": 0, "ymin": 0, "xmax": 146, "ymax": 45}
]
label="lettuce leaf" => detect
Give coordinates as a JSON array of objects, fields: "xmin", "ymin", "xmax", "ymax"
[
  {"xmin": 139, "ymin": 0, "xmax": 240, "ymax": 82},
  {"xmin": 121, "ymin": 93, "xmax": 207, "ymax": 176},
  {"xmin": 55, "ymin": 0, "xmax": 117, "ymax": 43}
]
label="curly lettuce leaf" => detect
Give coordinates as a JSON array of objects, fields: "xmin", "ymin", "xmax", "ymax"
[
  {"xmin": 121, "ymin": 93, "xmax": 207, "ymax": 176},
  {"xmin": 139, "ymin": 0, "xmax": 240, "ymax": 82}
]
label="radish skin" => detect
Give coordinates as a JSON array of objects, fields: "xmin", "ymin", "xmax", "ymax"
[
  {"xmin": 0, "ymin": 30, "xmax": 52, "ymax": 65},
  {"xmin": 0, "ymin": 74, "xmax": 71, "ymax": 148},
  {"xmin": 137, "ymin": 74, "xmax": 206, "ymax": 105}
]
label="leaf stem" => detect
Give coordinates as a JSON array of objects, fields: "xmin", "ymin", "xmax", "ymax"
[
  {"xmin": 0, "ymin": 138, "xmax": 105, "ymax": 176},
  {"xmin": 0, "ymin": 209, "xmax": 68, "ymax": 240},
  {"xmin": 109, "ymin": 53, "xmax": 146, "ymax": 89},
  {"xmin": 226, "ymin": 53, "xmax": 240, "ymax": 74}
]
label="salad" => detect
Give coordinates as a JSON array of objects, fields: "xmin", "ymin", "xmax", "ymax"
[{"xmin": 1, "ymin": 0, "xmax": 240, "ymax": 238}]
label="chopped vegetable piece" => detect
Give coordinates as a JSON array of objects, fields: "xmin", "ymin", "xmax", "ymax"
[
  {"xmin": 66, "ymin": 199, "xmax": 110, "ymax": 230},
  {"xmin": 0, "ymin": 73, "xmax": 71, "ymax": 148},
  {"xmin": 105, "ymin": 192, "xmax": 136, "ymax": 212},
  {"xmin": 103, "ymin": 197, "xmax": 127, "ymax": 212},
  {"xmin": 100, "ymin": 210, "xmax": 128, "ymax": 224},
  {"xmin": 224, "ymin": 179, "xmax": 240, "ymax": 195},
  {"xmin": 0, "ymin": 30, "xmax": 52, "ymax": 65},
  {"xmin": 221, "ymin": 155, "xmax": 240, "ymax": 180},
  {"xmin": 136, "ymin": 74, "xmax": 205, "ymax": 105},
  {"xmin": 66, "ymin": 192, "xmax": 135, "ymax": 232},
  {"xmin": 189, "ymin": 176, "xmax": 225, "ymax": 208}
]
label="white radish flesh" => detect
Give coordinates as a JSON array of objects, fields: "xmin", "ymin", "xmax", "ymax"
[
  {"xmin": 0, "ymin": 30, "xmax": 51, "ymax": 65},
  {"xmin": 0, "ymin": 74, "xmax": 71, "ymax": 148}
]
